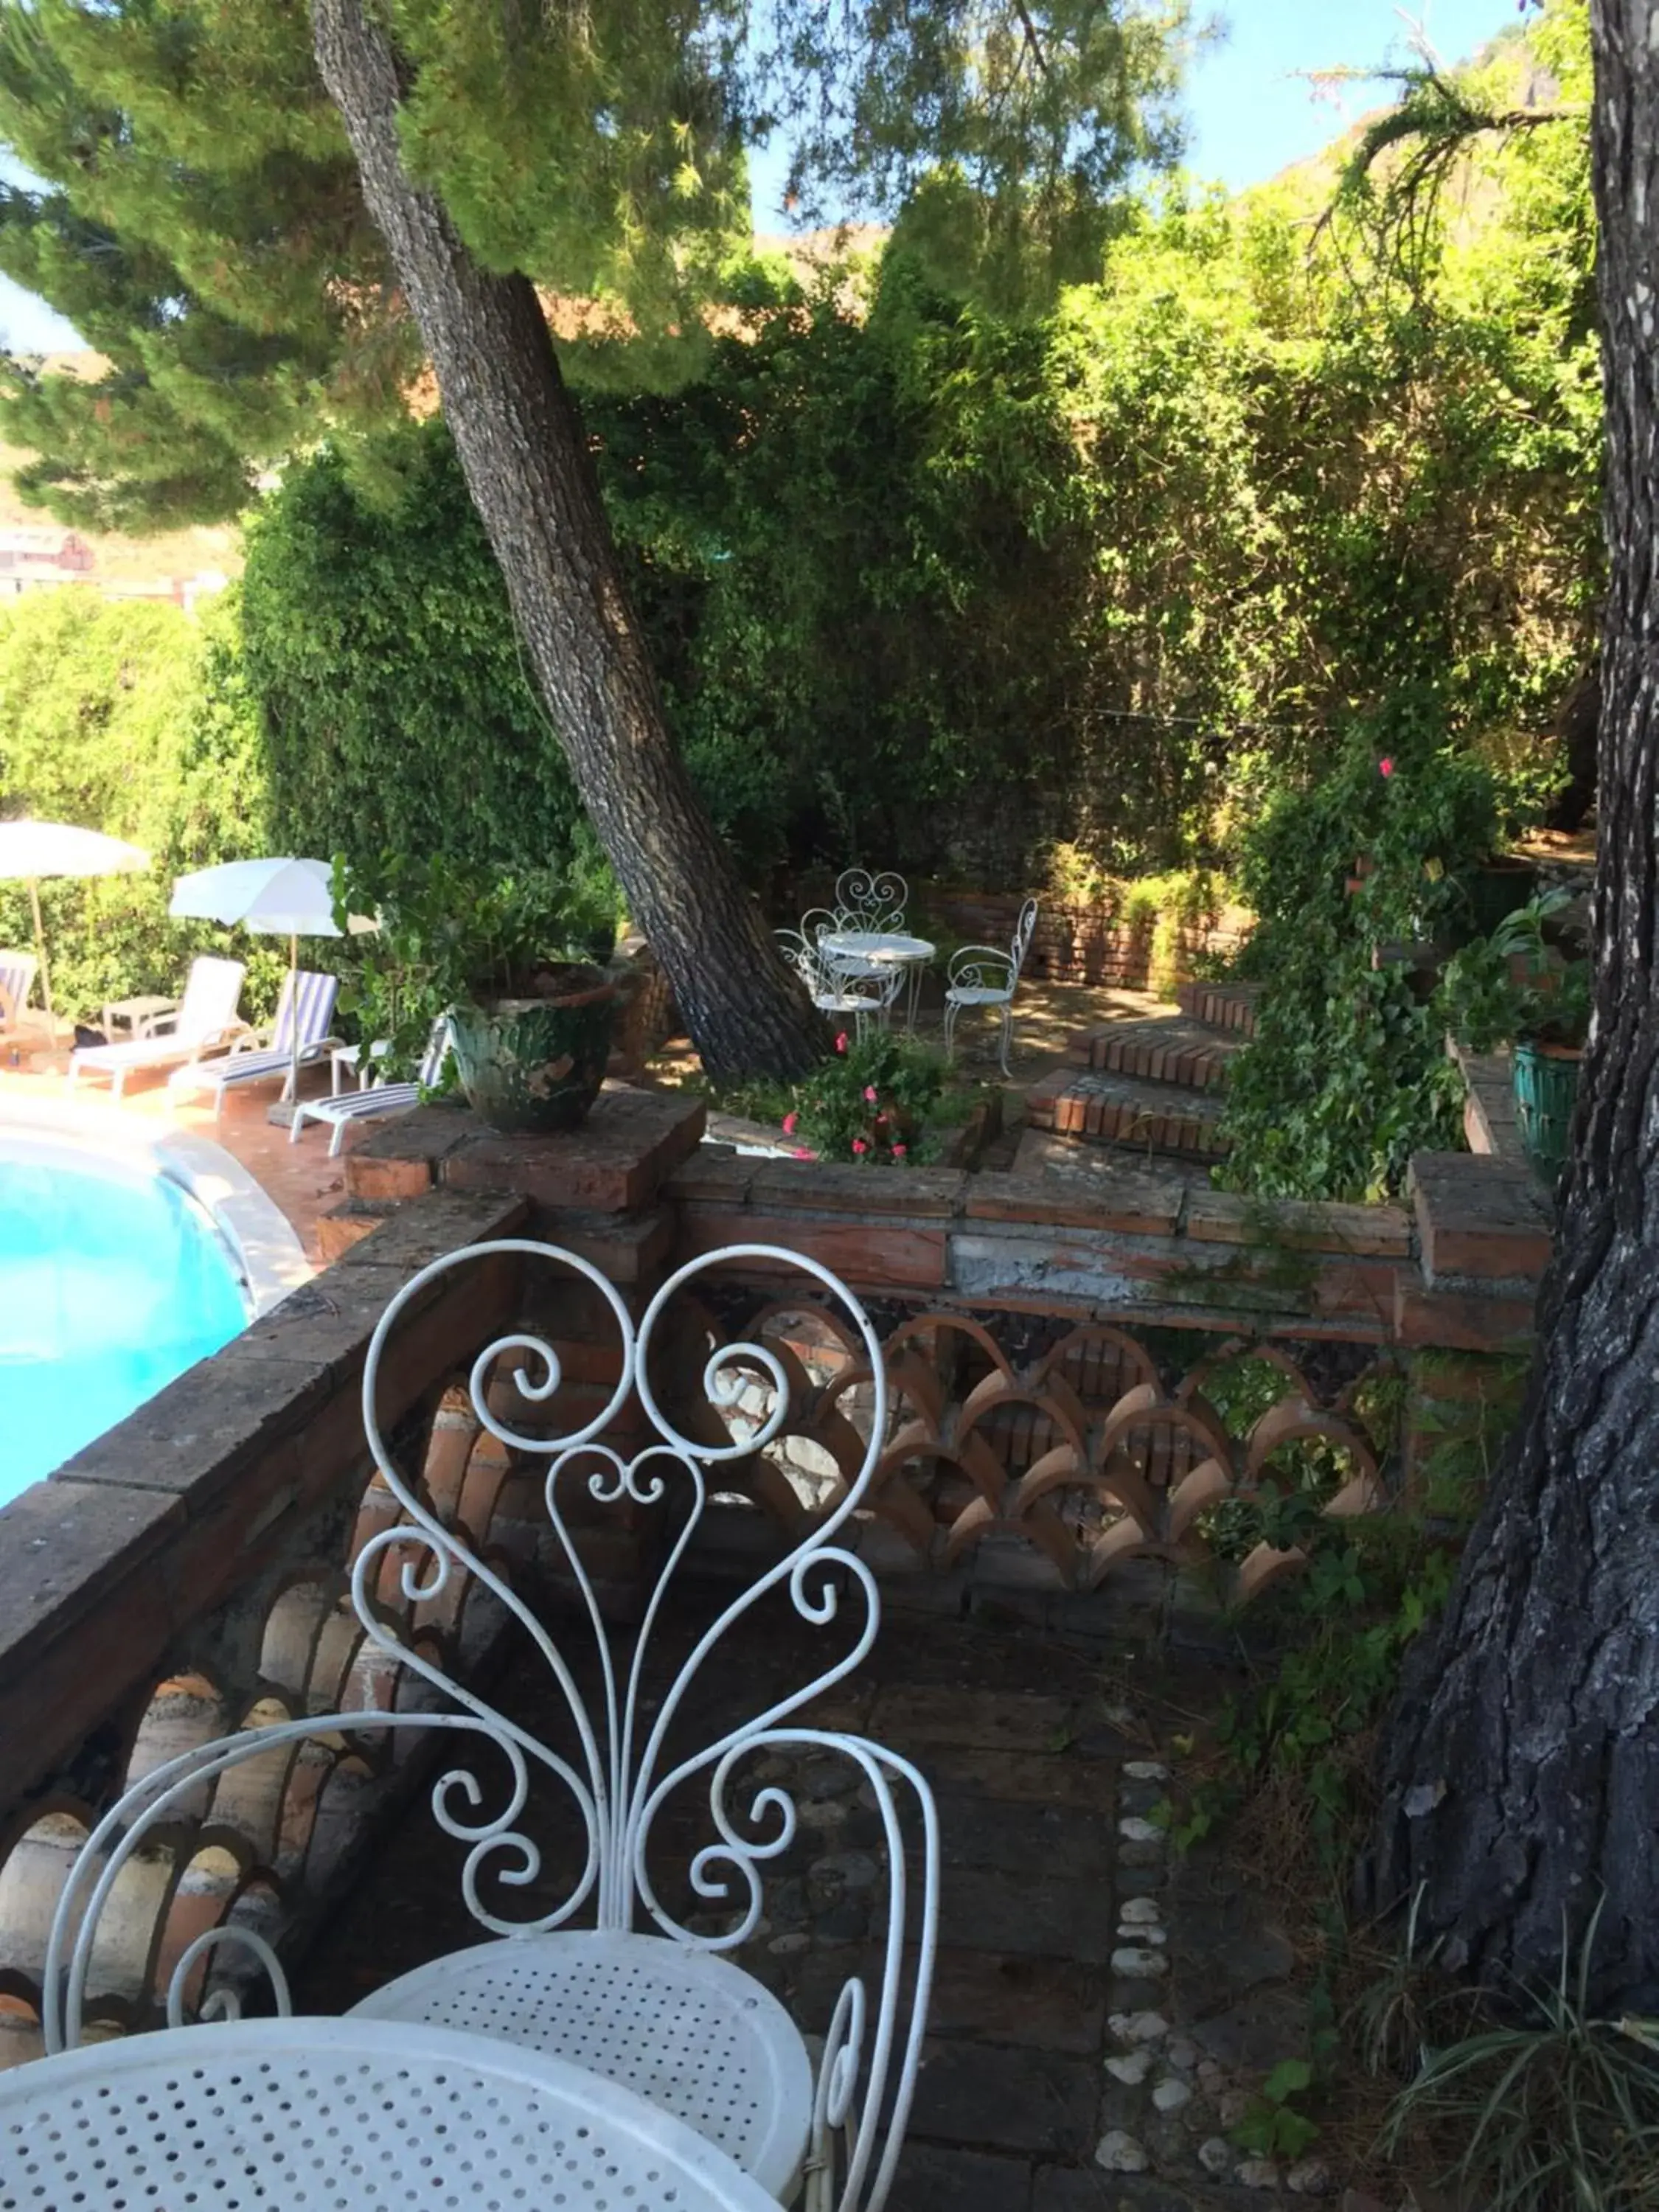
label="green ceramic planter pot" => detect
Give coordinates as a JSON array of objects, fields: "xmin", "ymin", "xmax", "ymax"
[
  {"xmin": 448, "ymin": 965, "xmax": 619, "ymax": 1134},
  {"xmin": 1457, "ymin": 859, "xmax": 1537, "ymax": 945},
  {"xmin": 1512, "ymin": 1039, "xmax": 1582, "ymax": 1186}
]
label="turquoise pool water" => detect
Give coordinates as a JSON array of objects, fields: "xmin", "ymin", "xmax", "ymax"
[{"xmin": 0, "ymin": 1139, "xmax": 248, "ymax": 1504}]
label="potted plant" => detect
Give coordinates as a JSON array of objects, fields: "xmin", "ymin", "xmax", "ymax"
[
  {"xmin": 333, "ymin": 852, "xmax": 622, "ymax": 1133},
  {"xmin": 1440, "ymin": 888, "xmax": 1590, "ymax": 1183}
]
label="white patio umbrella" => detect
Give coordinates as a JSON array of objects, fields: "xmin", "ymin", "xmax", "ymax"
[
  {"xmin": 170, "ymin": 857, "xmax": 376, "ymax": 1107},
  {"xmin": 0, "ymin": 818, "xmax": 151, "ymax": 1019}
]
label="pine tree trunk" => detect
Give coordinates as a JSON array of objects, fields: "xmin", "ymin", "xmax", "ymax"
[
  {"xmin": 1366, "ymin": 0, "xmax": 1659, "ymax": 2010},
  {"xmin": 309, "ymin": 0, "xmax": 824, "ymax": 1082}
]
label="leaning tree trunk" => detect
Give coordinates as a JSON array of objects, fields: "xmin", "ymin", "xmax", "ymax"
[
  {"xmin": 309, "ymin": 0, "xmax": 823, "ymax": 1082},
  {"xmin": 1367, "ymin": 0, "xmax": 1659, "ymax": 2010}
]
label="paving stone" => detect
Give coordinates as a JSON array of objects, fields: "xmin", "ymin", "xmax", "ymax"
[
  {"xmin": 925, "ymin": 1949, "xmax": 1108, "ymax": 2055},
  {"xmin": 890, "ymin": 2143, "xmax": 1034, "ymax": 2212},
  {"xmin": 1095, "ymin": 2131, "xmax": 1151, "ymax": 2174},
  {"xmin": 942, "ymin": 1867, "xmax": 1122, "ymax": 1963},
  {"xmin": 1036, "ymin": 2170, "xmax": 1213, "ymax": 2211},
  {"xmin": 911, "ymin": 2038, "xmax": 1100, "ymax": 2157},
  {"xmin": 1189, "ymin": 1987, "xmax": 1309, "ymax": 2075},
  {"xmin": 919, "ymin": 1744, "xmax": 1119, "ymax": 1810},
  {"xmin": 934, "ymin": 1791, "xmax": 1117, "ymax": 1881},
  {"xmin": 869, "ymin": 1683, "xmax": 1078, "ymax": 1753}
]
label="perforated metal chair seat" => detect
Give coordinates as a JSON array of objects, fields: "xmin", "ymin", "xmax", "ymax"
[
  {"xmin": 0, "ymin": 2015, "xmax": 777, "ymax": 2211},
  {"xmin": 349, "ymin": 1930, "xmax": 815, "ymax": 2202}
]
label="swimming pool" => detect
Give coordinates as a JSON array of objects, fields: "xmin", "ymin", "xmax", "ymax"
[{"xmin": 1, "ymin": 1138, "xmax": 252, "ymax": 1504}]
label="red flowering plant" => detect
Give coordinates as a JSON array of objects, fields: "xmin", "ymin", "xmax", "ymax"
[{"xmin": 784, "ymin": 1028, "xmax": 945, "ymax": 1165}]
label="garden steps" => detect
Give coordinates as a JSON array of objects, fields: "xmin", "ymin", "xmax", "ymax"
[
  {"xmin": 1024, "ymin": 1065, "xmax": 1229, "ymax": 1161},
  {"xmin": 1174, "ymin": 979, "xmax": 1262, "ymax": 1037},
  {"xmin": 1065, "ymin": 1013, "xmax": 1242, "ymax": 1091}
]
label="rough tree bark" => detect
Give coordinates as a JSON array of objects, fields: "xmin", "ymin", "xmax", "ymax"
[
  {"xmin": 1368, "ymin": 0, "xmax": 1659, "ymax": 2009},
  {"xmin": 309, "ymin": 0, "xmax": 824, "ymax": 1082}
]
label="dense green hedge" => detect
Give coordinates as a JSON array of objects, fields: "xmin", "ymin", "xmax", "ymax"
[
  {"xmin": 0, "ymin": 589, "xmax": 285, "ymax": 1025},
  {"xmin": 239, "ymin": 431, "xmax": 592, "ymax": 881}
]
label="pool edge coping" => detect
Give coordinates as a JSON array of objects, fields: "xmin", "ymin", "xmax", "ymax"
[{"xmin": 0, "ymin": 1095, "xmax": 313, "ymax": 1318}]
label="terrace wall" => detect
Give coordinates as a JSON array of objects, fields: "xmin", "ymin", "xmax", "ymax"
[{"xmin": 0, "ymin": 1087, "xmax": 1547, "ymax": 2059}]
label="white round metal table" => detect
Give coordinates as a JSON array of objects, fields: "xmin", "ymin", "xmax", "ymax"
[
  {"xmin": 818, "ymin": 930, "xmax": 934, "ymax": 1032},
  {"xmin": 0, "ymin": 2015, "xmax": 781, "ymax": 2211}
]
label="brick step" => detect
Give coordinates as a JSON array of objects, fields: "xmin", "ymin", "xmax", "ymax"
[
  {"xmin": 1175, "ymin": 980, "xmax": 1262, "ymax": 1038},
  {"xmin": 316, "ymin": 1197, "xmax": 397, "ymax": 1264},
  {"xmin": 1025, "ymin": 1067, "xmax": 1230, "ymax": 1160},
  {"xmin": 1065, "ymin": 1015, "xmax": 1242, "ymax": 1091}
]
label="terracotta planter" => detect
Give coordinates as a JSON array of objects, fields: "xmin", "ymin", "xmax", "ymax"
[{"xmin": 448, "ymin": 964, "xmax": 619, "ymax": 1134}]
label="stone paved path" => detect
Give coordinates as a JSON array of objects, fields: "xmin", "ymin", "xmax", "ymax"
[{"xmin": 298, "ymin": 1602, "xmax": 1326, "ymax": 2208}]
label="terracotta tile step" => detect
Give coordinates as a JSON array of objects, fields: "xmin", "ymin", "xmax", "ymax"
[
  {"xmin": 1026, "ymin": 1069, "xmax": 1230, "ymax": 1159},
  {"xmin": 1175, "ymin": 980, "xmax": 1262, "ymax": 1038},
  {"xmin": 1064, "ymin": 1015, "xmax": 1242, "ymax": 1089}
]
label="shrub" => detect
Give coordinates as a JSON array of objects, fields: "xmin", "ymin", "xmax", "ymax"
[
  {"xmin": 785, "ymin": 1029, "xmax": 947, "ymax": 1164},
  {"xmin": 0, "ymin": 588, "xmax": 283, "ymax": 1023}
]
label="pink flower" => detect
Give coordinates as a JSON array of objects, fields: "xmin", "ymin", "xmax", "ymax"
[
  {"xmin": 891, "ymin": 1142, "xmax": 907, "ymax": 1158},
  {"xmin": 1379, "ymin": 757, "xmax": 1395, "ymax": 778},
  {"xmin": 835, "ymin": 1031, "xmax": 849, "ymax": 1053},
  {"xmin": 863, "ymin": 1085, "xmax": 878, "ymax": 1103},
  {"xmin": 793, "ymin": 1146, "xmax": 813, "ymax": 1159},
  {"xmin": 851, "ymin": 1138, "xmax": 868, "ymax": 1155},
  {"xmin": 782, "ymin": 1111, "xmax": 798, "ymax": 1135}
]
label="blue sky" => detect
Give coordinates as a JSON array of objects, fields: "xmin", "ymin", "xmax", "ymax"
[
  {"xmin": 1182, "ymin": 0, "xmax": 1523, "ymax": 193},
  {"xmin": 0, "ymin": 1, "xmax": 1525, "ymax": 352}
]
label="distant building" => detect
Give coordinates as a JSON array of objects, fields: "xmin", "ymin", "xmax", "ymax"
[{"xmin": 0, "ymin": 528, "xmax": 94, "ymax": 576}]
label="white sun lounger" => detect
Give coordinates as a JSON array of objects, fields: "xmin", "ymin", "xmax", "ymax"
[
  {"xmin": 0, "ymin": 950, "xmax": 38, "ymax": 1031},
  {"xmin": 67, "ymin": 957, "xmax": 248, "ymax": 1097},
  {"xmin": 290, "ymin": 1019, "xmax": 453, "ymax": 1156},
  {"xmin": 167, "ymin": 969, "xmax": 340, "ymax": 1121}
]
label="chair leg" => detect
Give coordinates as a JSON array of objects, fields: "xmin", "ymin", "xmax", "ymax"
[
  {"xmin": 998, "ymin": 1003, "xmax": 1013, "ymax": 1079},
  {"xmin": 943, "ymin": 1001, "xmax": 959, "ymax": 1060}
]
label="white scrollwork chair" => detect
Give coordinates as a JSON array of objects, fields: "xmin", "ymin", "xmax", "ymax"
[
  {"xmin": 776, "ymin": 926, "xmax": 902, "ymax": 1040},
  {"xmin": 943, "ymin": 897, "xmax": 1039, "ymax": 1077},
  {"xmin": 45, "ymin": 1239, "xmax": 938, "ymax": 2212}
]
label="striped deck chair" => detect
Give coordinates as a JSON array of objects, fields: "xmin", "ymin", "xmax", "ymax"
[
  {"xmin": 0, "ymin": 949, "xmax": 38, "ymax": 1032},
  {"xmin": 288, "ymin": 1018, "xmax": 453, "ymax": 1157},
  {"xmin": 68, "ymin": 958, "xmax": 247, "ymax": 1098},
  {"xmin": 167, "ymin": 969, "xmax": 340, "ymax": 1121}
]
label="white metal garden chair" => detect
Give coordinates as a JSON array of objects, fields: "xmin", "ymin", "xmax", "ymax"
[
  {"xmin": 832, "ymin": 872, "xmax": 907, "ymax": 938},
  {"xmin": 943, "ymin": 896, "xmax": 1039, "ymax": 1077},
  {"xmin": 776, "ymin": 927, "xmax": 903, "ymax": 1039},
  {"xmin": 45, "ymin": 1237, "xmax": 938, "ymax": 2212}
]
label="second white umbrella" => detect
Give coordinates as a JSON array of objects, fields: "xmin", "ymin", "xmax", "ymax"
[{"xmin": 170, "ymin": 858, "xmax": 375, "ymax": 1108}]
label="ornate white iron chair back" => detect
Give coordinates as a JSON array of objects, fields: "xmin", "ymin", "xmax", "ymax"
[
  {"xmin": 777, "ymin": 926, "xmax": 901, "ymax": 1039},
  {"xmin": 45, "ymin": 1238, "xmax": 938, "ymax": 2212},
  {"xmin": 831, "ymin": 872, "xmax": 907, "ymax": 939},
  {"xmin": 943, "ymin": 897, "xmax": 1039, "ymax": 1077}
]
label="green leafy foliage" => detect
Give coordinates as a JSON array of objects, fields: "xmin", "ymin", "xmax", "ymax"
[
  {"xmin": 0, "ymin": 587, "xmax": 284, "ymax": 1023},
  {"xmin": 1231, "ymin": 2056, "xmax": 1321, "ymax": 2160},
  {"xmin": 0, "ymin": 0, "xmax": 1194, "ymax": 529},
  {"xmin": 238, "ymin": 431, "xmax": 611, "ymax": 889},
  {"xmin": 330, "ymin": 850, "xmax": 619, "ymax": 1081},
  {"xmin": 1440, "ymin": 886, "xmax": 1591, "ymax": 1051},
  {"xmin": 1216, "ymin": 712, "xmax": 1532, "ymax": 1200}
]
